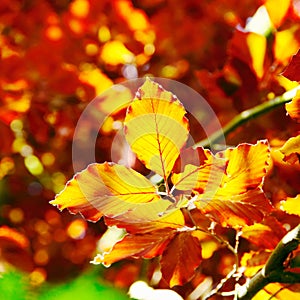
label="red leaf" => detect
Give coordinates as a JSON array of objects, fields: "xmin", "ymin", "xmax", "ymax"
[
  {"xmin": 93, "ymin": 228, "xmax": 175, "ymax": 266},
  {"xmin": 160, "ymin": 232, "xmax": 202, "ymax": 287},
  {"xmin": 282, "ymin": 49, "xmax": 300, "ymax": 81}
]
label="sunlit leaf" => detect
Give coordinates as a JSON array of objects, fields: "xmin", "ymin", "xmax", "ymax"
[
  {"xmin": 241, "ymin": 217, "xmax": 286, "ymax": 249},
  {"xmin": 173, "ymin": 141, "xmax": 272, "ymax": 227},
  {"xmin": 241, "ymin": 250, "xmax": 271, "ymax": 277},
  {"xmin": 281, "ymin": 194, "xmax": 300, "ymax": 216},
  {"xmin": 92, "ymin": 228, "xmax": 175, "ymax": 267},
  {"xmin": 160, "ymin": 232, "xmax": 202, "ymax": 287},
  {"xmin": 199, "ymin": 189, "xmax": 272, "ymax": 227},
  {"xmin": 285, "ymin": 91, "xmax": 300, "ymax": 123},
  {"xmin": 105, "ymin": 209, "xmax": 185, "ymax": 234},
  {"xmin": 279, "ymin": 135, "xmax": 300, "ymax": 164},
  {"xmin": 50, "ymin": 162, "xmax": 171, "ymax": 223},
  {"xmin": 265, "ymin": 0, "xmax": 291, "ymax": 28},
  {"xmin": 253, "ymin": 282, "xmax": 300, "ymax": 299},
  {"xmin": 229, "ymin": 30, "xmax": 267, "ymax": 79},
  {"xmin": 274, "ymin": 26, "xmax": 300, "ymax": 64},
  {"xmin": 124, "ymin": 78, "xmax": 189, "ymax": 179}
]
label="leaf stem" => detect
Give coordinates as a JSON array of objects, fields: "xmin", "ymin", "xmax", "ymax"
[{"xmin": 194, "ymin": 85, "xmax": 300, "ymax": 149}]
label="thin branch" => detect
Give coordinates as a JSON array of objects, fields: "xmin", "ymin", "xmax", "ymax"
[
  {"xmin": 194, "ymin": 85, "xmax": 300, "ymax": 149},
  {"xmin": 237, "ymin": 224, "xmax": 300, "ymax": 300}
]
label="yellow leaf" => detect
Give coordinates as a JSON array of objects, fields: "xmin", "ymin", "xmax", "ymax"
[
  {"xmin": 240, "ymin": 250, "xmax": 271, "ymax": 277},
  {"xmin": 274, "ymin": 26, "xmax": 300, "ymax": 64},
  {"xmin": 253, "ymin": 283, "xmax": 300, "ymax": 299},
  {"xmin": 279, "ymin": 135, "xmax": 300, "ymax": 164},
  {"xmin": 265, "ymin": 0, "xmax": 291, "ymax": 28},
  {"xmin": 50, "ymin": 162, "xmax": 171, "ymax": 222},
  {"xmin": 246, "ymin": 33, "xmax": 267, "ymax": 79},
  {"xmin": 281, "ymin": 194, "xmax": 300, "ymax": 216},
  {"xmin": 286, "ymin": 90, "xmax": 300, "ymax": 123},
  {"xmin": 124, "ymin": 78, "xmax": 189, "ymax": 180}
]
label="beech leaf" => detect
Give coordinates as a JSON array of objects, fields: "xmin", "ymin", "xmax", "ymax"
[
  {"xmin": 279, "ymin": 135, "xmax": 300, "ymax": 164},
  {"xmin": 160, "ymin": 232, "xmax": 202, "ymax": 287},
  {"xmin": 173, "ymin": 141, "xmax": 272, "ymax": 227},
  {"xmin": 92, "ymin": 228, "xmax": 176, "ymax": 267},
  {"xmin": 124, "ymin": 78, "xmax": 189, "ymax": 180},
  {"xmin": 50, "ymin": 162, "xmax": 171, "ymax": 223}
]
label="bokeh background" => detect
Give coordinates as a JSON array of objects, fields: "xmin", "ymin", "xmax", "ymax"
[{"xmin": 1, "ymin": 0, "xmax": 300, "ymax": 299}]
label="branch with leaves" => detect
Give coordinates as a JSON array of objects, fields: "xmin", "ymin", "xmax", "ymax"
[{"xmin": 237, "ymin": 224, "xmax": 300, "ymax": 300}]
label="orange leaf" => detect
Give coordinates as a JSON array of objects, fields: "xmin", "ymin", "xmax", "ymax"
[
  {"xmin": 229, "ymin": 30, "xmax": 267, "ymax": 79},
  {"xmin": 279, "ymin": 135, "xmax": 300, "ymax": 164},
  {"xmin": 200, "ymin": 189, "xmax": 272, "ymax": 227},
  {"xmin": 281, "ymin": 194, "xmax": 300, "ymax": 216},
  {"xmin": 92, "ymin": 228, "xmax": 175, "ymax": 267},
  {"xmin": 124, "ymin": 78, "xmax": 189, "ymax": 180},
  {"xmin": 241, "ymin": 250, "xmax": 271, "ymax": 277},
  {"xmin": 105, "ymin": 209, "xmax": 185, "ymax": 234},
  {"xmin": 50, "ymin": 162, "xmax": 171, "ymax": 222},
  {"xmin": 241, "ymin": 217, "xmax": 286, "ymax": 250},
  {"xmin": 172, "ymin": 141, "xmax": 272, "ymax": 227},
  {"xmin": 160, "ymin": 232, "xmax": 202, "ymax": 287},
  {"xmin": 285, "ymin": 91, "xmax": 300, "ymax": 123}
]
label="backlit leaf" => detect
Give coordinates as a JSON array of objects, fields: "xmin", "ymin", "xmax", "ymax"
[
  {"xmin": 160, "ymin": 232, "xmax": 202, "ymax": 287},
  {"xmin": 279, "ymin": 135, "xmax": 300, "ymax": 164},
  {"xmin": 281, "ymin": 194, "xmax": 300, "ymax": 216},
  {"xmin": 105, "ymin": 209, "xmax": 185, "ymax": 234},
  {"xmin": 50, "ymin": 162, "xmax": 171, "ymax": 223},
  {"xmin": 241, "ymin": 250, "xmax": 271, "ymax": 277},
  {"xmin": 241, "ymin": 217, "xmax": 286, "ymax": 249},
  {"xmin": 253, "ymin": 283, "xmax": 300, "ymax": 299},
  {"xmin": 124, "ymin": 78, "xmax": 189, "ymax": 179},
  {"xmin": 265, "ymin": 0, "xmax": 290, "ymax": 28},
  {"xmin": 285, "ymin": 91, "xmax": 300, "ymax": 123},
  {"xmin": 173, "ymin": 141, "xmax": 272, "ymax": 227},
  {"xmin": 92, "ymin": 228, "xmax": 175, "ymax": 267},
  {"xmin": 274, "ymin": 26, "xmax": 300, "ymax": 64},
  {"xmin": 229, "ymin": 30, "xmax": 267, "ymax": 79}
]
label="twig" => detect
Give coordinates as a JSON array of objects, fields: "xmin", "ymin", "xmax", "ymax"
[{"xmin": 194, "ymin": 85, "xmax": 300, "ymax": 149}]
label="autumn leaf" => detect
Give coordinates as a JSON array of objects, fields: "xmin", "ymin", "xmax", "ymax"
[
  {"xmin": 228, "ymin": 30, "xmax": 267, "ymax": 79},
  {"xmin": 50, "ymin": 162, "xmax": 171, "ymax": 223},
  {"xmin": 241, "ymin": 217, "xmax": 287, "ymax": 250},
  {"xmin": 253, "ymin": 282, "xmax": 300, "ymax": 299},
  {"xmin": 279, "ymin": 135, "xmax": 300, "ymax": 164},
  {"xmin": 92, "ymin": 228, "xmax": 176, "ymax": 267},
  {"xmin": 160, "ymin": 232, "xmax": 202, "ymax": 287},
  {"xmin": 285, "ymin": 90, "xmax": 300, "ymax": 123},
  {"xmin": 241, "ymin": 250, "xmax": 271, "ymax": 277},
  {"xmin": 124, "ymin": 78, "xmax": 189, "ymax": 181},
  {"xmin": 173, "ymin": 141, "xmax": 272, "ymax": 227},
  {"xmin": 281, "ymin": 194, "xmax": 300, "ymax": 216},
  {"xmin": 105, "ymin": 209, "xmax": 185, "ymax": 234},
  {"xmin": 282, "ymin": 49, "xmax": 300, "ymax": 81}
]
